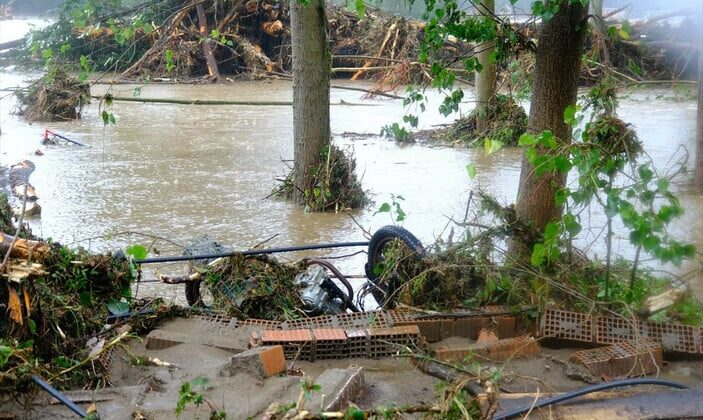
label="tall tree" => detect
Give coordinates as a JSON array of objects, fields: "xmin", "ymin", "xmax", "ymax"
[
  {"xmin": 512, "ymin": 2, "xmax": 589, "ymax": 258},
  {"xmin": 290, "ymin": 0, "xmax": 331, "ymax": 203},
  {"xmin": 475, "ymin": 0, "xmax": 496, "ymax": 133}
]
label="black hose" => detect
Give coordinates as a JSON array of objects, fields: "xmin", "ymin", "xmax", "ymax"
[
  {"xmin": 493, "ymin": 378, "xmax": 690, "ymax": 420},
  {"xmin": 134, "ymin": 241, "xmax": 369, "ymax": 264},
  {"xmin": 31, "ymin": 375, "xmax": 88, "ymax": 418}
]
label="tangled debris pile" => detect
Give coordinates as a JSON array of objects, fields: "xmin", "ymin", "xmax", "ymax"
[
  {"xmin": 439, "ymin": 94, "xmax": 528, "ymax": 147},
  {"xmin": 274, "ymin": 145, "xmax": 366, "ymax": 212},
  {"xmin": 21, "ymin": 0, "xmax": 437, "ymax": 84},
  {"xmin": 15, "ymin": 69, "xmax": 90, "ymax": 122},
  {"xmin": 0, "ymin": 242, "xmax": 139, "ymax": 391},
  {"xmin": 195, "ymin": 254, "xmax": 304, "ymax": 320}
]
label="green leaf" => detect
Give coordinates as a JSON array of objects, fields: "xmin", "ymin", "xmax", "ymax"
[
  {"xmin": 518, "ymin": 133, "xmax": 537, "ymax": 146},
  {"xmin": 638, "ymin": 165, "xmax": 654, "ymax": 182},
  {"xmin": 466, "ymin": 163, "xmax": 477, "ymax": 179},
  {"xmin": 544, "ymin": 222, "xmax": 559, "ymax": 240},
  {"xmin": 125, "ymin": 244, "xmax": 148, "ymax": 260},
  {"xmin": 354, "ymin": 0, "xmax": 366, "ymax": 17},
  {"xmin": 107, "ymin": 301, "xmax": 130, "ymax": 315},
  {"xmin": 0, "ymin": 346, "xmax": 11, "ymax": 368},
  {"xmin": 563, "ymin": 104, "xmax": 578, "ymax": 126},
  {"xmin": 553, "ymin": 156, "xmax": 572, "ymax": 173},
  {"xmin": 657, "ymin": 178, "xmax": 670, "ymax": 192},
  {"xmin": 531, "ymin": 243, "xmax": 546, "ymax": 267},
  {"xmin": 642, "ymin": 235, "xmax": 661, "ymax": 251},
  {"xmin": 101, "ymin": 110, "xmax": 109, "ymax": 125},
  {"xmin": 375, "ymin": 202, "xmax": 391, "ymax": 214},
  {"xmin": 484, "ymin": 138, "xmax": 503, "ymax": 156},
  {"xmin": 564, "ymin": 214, "xmax": 582, "ymax": 236}
]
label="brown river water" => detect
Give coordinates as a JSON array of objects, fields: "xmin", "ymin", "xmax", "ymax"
[{"xmin": 1, "ymin": 20, "xmax": 701, "ymax": 304}]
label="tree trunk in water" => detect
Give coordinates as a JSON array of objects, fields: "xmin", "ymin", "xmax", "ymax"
[
  {"xmin": 695, "ymin": 7, "xmax": 703, "ymax": 187},
  {"xmin": 475, "ymin": 0, "xmax": 496, "ymax": 133},
  {"xmin": 511, "ymin": 4, "xmax": 589, "ymax": 260},
  {"xmin": 291, "ymin": 0, "xmax": 330, "ymax": 203},
  {"xmin": 591, "ymin": 0, "xmax": 603, "ymax": 19},
  {"xmin": 196, "ymin": 4, "xmax": 219, "ymax": 81}
]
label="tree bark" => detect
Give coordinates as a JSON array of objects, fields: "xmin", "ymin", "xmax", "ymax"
[
  {"xmin": 196, "ymin": 4, "xmax": 219, "ymax": 81},
  {"xmin": 291, "ymin": 0, "xmax": 331, "ymax": 203},
  {"xmin": 695, "ymin": 7, "xmax": 703, "ymax": 187},
  {"xmin": 475, "ymin": 0, "xmax": 496, "ymax": 133},
  {"xmin": 512, "ymin": 3, "xmax": 589, "ymax": 259}
]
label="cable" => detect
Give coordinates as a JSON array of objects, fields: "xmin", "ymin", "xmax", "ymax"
[
  {"xmin": 31, "ymin": 375, "xmax": 87, "ymax": 418},
  {"xmin": 493, "ymin": 378, "xmax": 690, "ymax": 420},
  {"xmin": 134, "ymin": 241, "xmax": 369, "ymax": 264}
]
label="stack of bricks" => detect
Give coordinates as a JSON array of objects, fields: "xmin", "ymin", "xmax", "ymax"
[
  {"xmin": 569, "ymin": 339, "xmax": 663, "ymax": 379},
  {"xmin": 541, "ymin": 308, "xmax": 703, "ymax": 355},
  {"xmin": 251, "ymin": 325, "xmax": 424, "ymax": 361}
]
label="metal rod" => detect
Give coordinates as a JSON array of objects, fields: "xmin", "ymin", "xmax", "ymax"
[
  {"xmin": 134, "ymin": 241, "xmax": 370, "ymax": 264},
  {"xmin": 31, "ymin": 375, "xmax": 88, "ymax": 418},
  {"xmin": 45, "ymin": 129, "xmax": 87, "ymax": 147}
]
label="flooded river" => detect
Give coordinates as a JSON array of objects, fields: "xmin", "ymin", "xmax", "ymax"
[{"xmin": 1, "ymin": 19, "xmax": 701, "ymax": 303}]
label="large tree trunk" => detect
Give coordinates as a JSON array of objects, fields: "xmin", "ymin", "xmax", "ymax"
[
  {"xmin": 695, "ymin": 8, "xmax": 703, "ymax": 187},
  {"xmin": 512, "ymin": 3, "xmax": 589, "ymax": 260},
  {"xmin": 475, "ymin": 0, "xmax": 496, "ymax": 133},
  {"xmin": 291, "ymin": 0, "xmax": 330, "ymax": 203}
]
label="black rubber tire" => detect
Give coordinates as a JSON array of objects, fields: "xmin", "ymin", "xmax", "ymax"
[{"xmin": 365, "ymin": 225, "xmax": 425, "ymax": 308}]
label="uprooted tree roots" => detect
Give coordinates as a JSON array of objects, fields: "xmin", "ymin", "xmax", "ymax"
[
  {"xmin": 15, "ymin": 69, "xmax": 90, "ymax": 122},
  {"xmin": 274, "ymin": 145, "xmax": 366, "ymax": 212}
]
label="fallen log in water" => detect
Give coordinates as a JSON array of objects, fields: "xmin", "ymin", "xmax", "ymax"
[
  {"xmin": 91, "ymin": 96, "xmax": 380, "ymax": 106},
  {"xmin": 0, "ymin": 37, "xmax": 25, "ymax": 51},
  {"xmin": 8, "ymin": 160, "xmax": 40, "ymax": 216},
  {"xmin": 0, "ymin": 232, "xmax": 50, "ymax": 261}
]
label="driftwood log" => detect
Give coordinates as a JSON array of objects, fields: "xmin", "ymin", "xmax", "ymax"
[
  {"xmin": 9, "ymin": 160, "xmax": 40, "ymax": 216},
  {"xmin": 0, "ymin": 232, "xmax": 50, "ymax": 261}
]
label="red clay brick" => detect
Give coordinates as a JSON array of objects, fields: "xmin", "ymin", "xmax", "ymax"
[
  {"xmin": 313, "ymin": 328, "xmax": 347, "ymax": 341},
  {"xmin": 258, "ymin": 345, "xmax": 286, "ymax": 377},
  {"xmin": 368, "ymin": 325, "xmax": 421, "ymax": 336},
  {"xmin": 436, "ymin": 335, "xmax": 540, "ymax": 363},
  {"xmin": 493, "ymin": 316, "xmax": 518, "ymax": 338},
  {"xmin": 396, "ymin": 320, "xmax": 442, "ymax": 342},
  {"xmin": 451, "ymin": 317, "xmax": 487, "ymax": 339},
  {"xmin": 570, "ymin": 339, "xmax": 663, "ymax": 379},
  {"xmin": 223, "ymin": 345, "xmax": 286, "ymax": 378},
  {"xmin": 261, "ymin": 329, "xmax": 313, "ymax": 342},
  {"xmin": 476, "ymin": 329, "xmax": 499, "ymax": 344}
]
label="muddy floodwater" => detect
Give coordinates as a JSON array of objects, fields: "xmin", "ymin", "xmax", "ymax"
[{"xmin": 1, "ymin": 20, "xmax": 701, "ymax": 303}]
